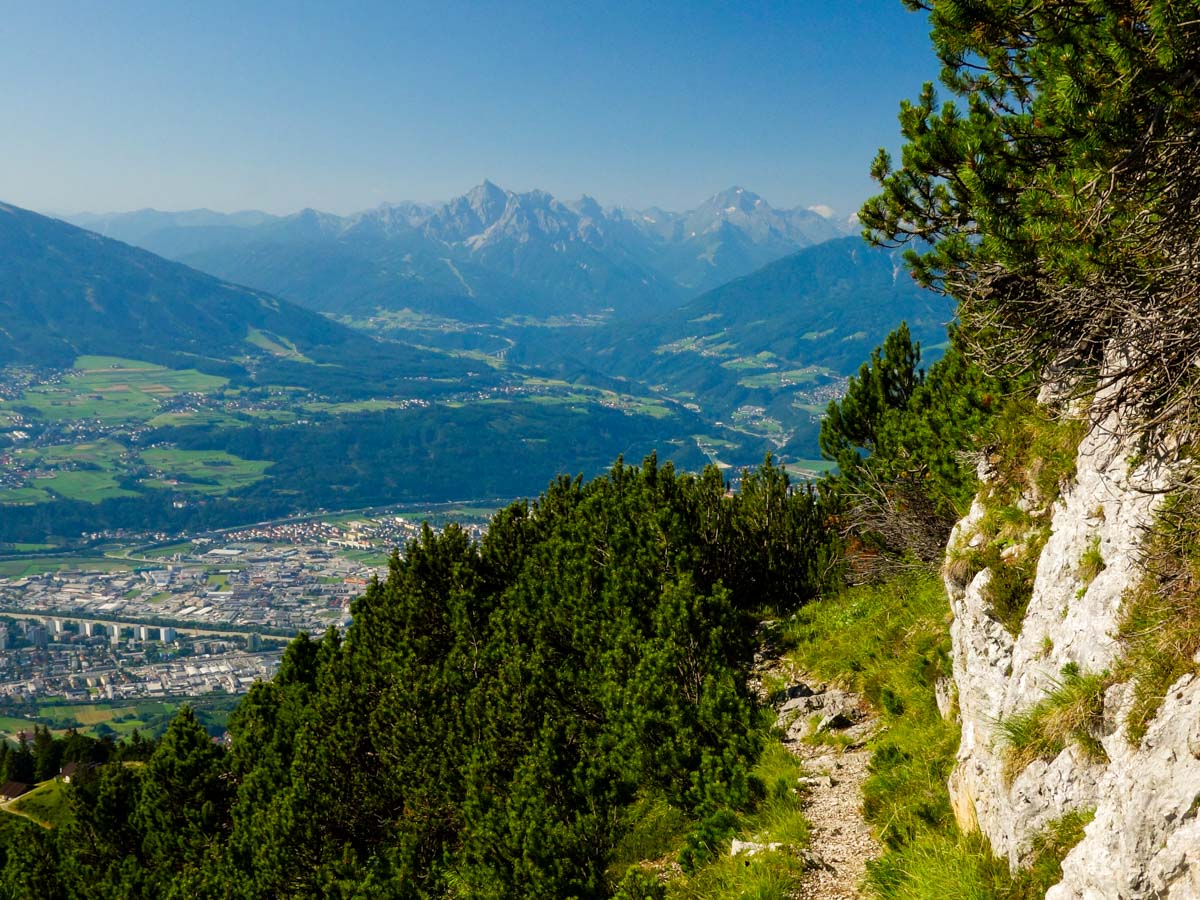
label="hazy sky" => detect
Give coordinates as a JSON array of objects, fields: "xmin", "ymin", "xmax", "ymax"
[{"xmin": 0, "ymin": 1, "xmax": 938, "ymax": 218}]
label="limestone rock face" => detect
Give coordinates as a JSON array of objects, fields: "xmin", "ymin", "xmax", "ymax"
[
  {"xmin": 944, "ymin": 404, "xmax": 1200, "ymax": 894},
  {"xmin": 1047, "ymin": 673, "xmax": 1200, "ymax": 899}
]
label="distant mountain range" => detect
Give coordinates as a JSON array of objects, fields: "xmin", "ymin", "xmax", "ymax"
[
  {"xmin": 5, "ymin": 200, "xmax": 946, "ymax": 460},
  {"xmin": 0, "ymin": 202, "xmax": 490, "ymax": 399},
  {"xmin": 65, "ymin": 184, "xmax": 854, "ymax": 321}
]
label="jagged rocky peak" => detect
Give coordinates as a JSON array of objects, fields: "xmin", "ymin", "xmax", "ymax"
[
  {"xmin": 708, "ymin": 185, "xmax": 766, "ymax": 214},
  {"xmin": 465, "ymin": 179, "xmax": 509, "ymax": 222},
  {"xmin": 573, "ymin": 194, "xmax": 605, "ymax": 221}
]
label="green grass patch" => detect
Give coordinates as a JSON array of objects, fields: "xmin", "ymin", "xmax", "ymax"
[
  {"xmin": 0, "ymin": 715, "xmax": 38, "ymax": 737},
  {"xmin": 303, "ymin": 399, "xmax": 407, "ymax": 414},
  {"xmin": 629, "ymin": 402, "xmax": 673, "ymax": 419},
  {"xmin": 783, "ymin": 460, "xmax": 838, "ymax": 479},
  {"xmin": 655, "ymin": 333, "xmax": 736, "ymax": 359},
  {"xmin": 341, "ymin": 550, "xmax": 393, "ymax": 566},
  {"xmin": 141, "ymin": 448, "xmax": 270, "ymax": 494},
  {"xmin": 866, "ymin": 809, "xmax": 1092, "ymax": 900},
  {"xmin": 141, "ymin": 541, "xmax": 194, "ymax": 558},
  {"xmin": 692, "ymin": 435, "xmax": 738, "ymax": 450},
  {"xmin": 720, "ymin": 351, "xmax": 779, "ymax": 372},
  {"xmin": 865, "ymin": 832, "xmax": 1016, "ymax": 900},
  {"xmin": 1076, "ymin": 536, "xmax": 1106, "ymax": 588},
  {"xmin": 245, "ymin": 328, "xmax": 314, "ymax": 363},
  {"xmin": 1012, "ymin": 809, "xmax": 1094, "ymax": 895},
  {"xmin": 41, "ymin": 468, "xmax": 138, "ymax": 502},
  {"xmin": 736, "ymin": 368, "xmax": 824, "ymax": 389},
  {"xmin": 146, "ymin": 409, "xmax": 245, "ymax": 428},
  {"xmin": 74, "ymin": 355, "xmax": 159, "ymax": 371},
  {"xmin": 0, "ymin": 486, "xmax": 53, "ymax": 504},
  {"xmin": 0, "ymin": 556, "xmax": 132, "ymax": 577},
  {"xmin": 9, "ymin": 779, "xmax": 73, "ymax": 828},
  {"xmin": 239, "ymin": 408, "xmax": 299, "ymax": 423}
]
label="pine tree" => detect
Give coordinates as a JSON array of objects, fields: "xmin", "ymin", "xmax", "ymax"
[{"xmin": 863, "ymin": 1, "xmax": 1200, "ymax": 432}]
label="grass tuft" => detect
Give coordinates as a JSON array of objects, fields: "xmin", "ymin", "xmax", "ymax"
[
  {"xmin": 997, "ymin": 669, "xmax": 1111, "ymax": 784},
  {"xmin": 866, "ymin": 832, "xmax": 1015, "ymax": 900},
  {"xmin": 1014, "ymin": 808, "xmax": 1093, "ymax": 892},
  {"xmin": 1114, "ymin": 490, "xmax": 1200, "ymax": 744},
  {"xmin": 1076, "ymin": 536, "xmax": 1106, "ymax": 587}
]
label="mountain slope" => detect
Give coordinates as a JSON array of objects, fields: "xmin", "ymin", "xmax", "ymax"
[
  {"xmin": 635, "ymin": 236, "xmax": 950, "ymax": 373},
  {"xmin": 0, "ymin": 201, "xmax": 483, "ymax": 396},
  {"xmin": 616, "ymin": 186, "xmax": 850, "ymax": 292},
  {"xmin": 509, "ymin": 237, "xmax": 954, "ymax": 454}
]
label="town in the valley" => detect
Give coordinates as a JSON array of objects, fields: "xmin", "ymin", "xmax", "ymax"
[{"xmin": 0, "ymin": 512, "xmax": 489, "ymax": 725}]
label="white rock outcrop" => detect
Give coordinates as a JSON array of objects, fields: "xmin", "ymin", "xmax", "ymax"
[{"xmin": 944, "ymin": 402, "xmax": 1200, "ymax": 896}]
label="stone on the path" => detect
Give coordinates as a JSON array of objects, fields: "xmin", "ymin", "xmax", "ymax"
[{"xmin": 731, "ymin": 839, "xmax": 782, "ymax": 856}]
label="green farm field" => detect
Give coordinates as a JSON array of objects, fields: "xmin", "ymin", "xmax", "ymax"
[
  {"xmin": 140, "ymin": 448, "xmax": 271, "ymax": 494},
  {"xmin": 0, "ymin": 697, "xmax": 241, "ymax": 743},
  {"xmin": 736, "ymin": 368, "xmax": 827, "ymax": 389},
  {"xmin": 0, "ymin": 486, "xmax": 53, "ymax": 504},
  {"xmin": 0, "ymin": 556, "xmax": 133, "ymax": 578},
  {"xmin": 1, "ymin": 356, "xmax": 226, "ymax": 425}
]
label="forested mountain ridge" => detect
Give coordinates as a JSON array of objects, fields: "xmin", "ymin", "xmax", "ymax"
[{"xmin": 0, "ymin": 201, "xmax": 485, "ymax": 397}]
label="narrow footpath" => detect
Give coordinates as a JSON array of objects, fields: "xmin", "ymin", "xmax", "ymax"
[
  {"xmin": 755, "ymin": 652, "xmax": 881, "ymax": 900},
  {"xmin": 786, "ymin": 735, "xmax": 879, "ymax": 900}
]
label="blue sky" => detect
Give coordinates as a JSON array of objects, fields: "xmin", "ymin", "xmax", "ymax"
[{"xmin": 0, "ymin": 1, "xmax": 938, "ymax": 217}]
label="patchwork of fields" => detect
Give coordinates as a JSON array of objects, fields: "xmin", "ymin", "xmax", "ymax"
[{"xmin": 0, "ymin": 352, "xmax": 773, "ymax": 547}]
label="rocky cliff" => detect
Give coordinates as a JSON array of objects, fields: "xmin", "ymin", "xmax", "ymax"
[{"xmin": 943, "ymin": 395, "xmax": 1200, "ymax": 897}]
